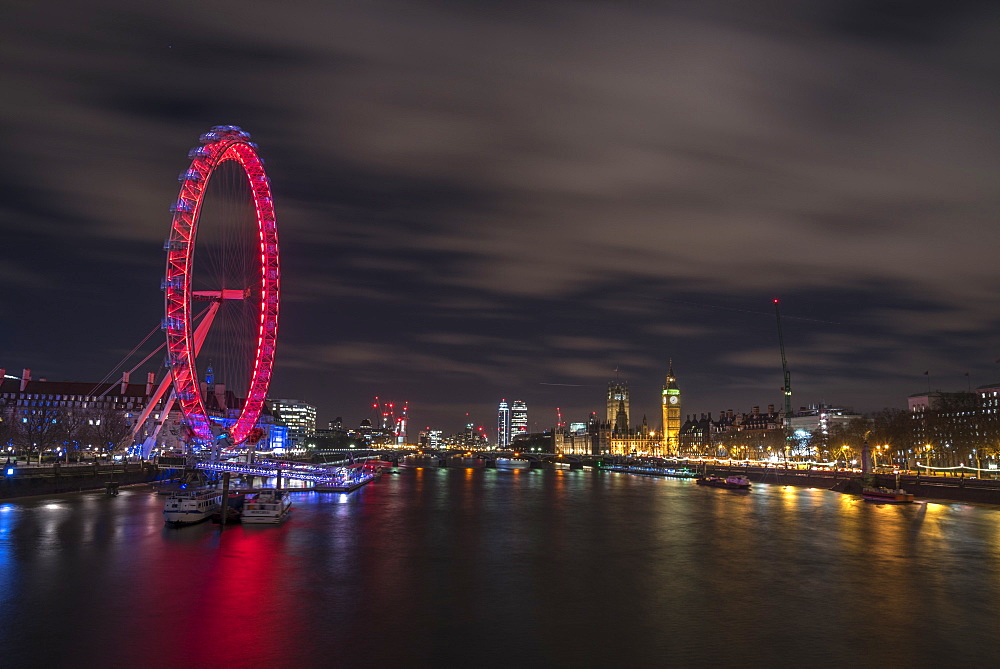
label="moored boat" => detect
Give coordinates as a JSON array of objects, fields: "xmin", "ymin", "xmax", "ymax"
[
  {"xmin": 862, "ymin": 487, "xmax": 914, "ymax": 503},
  {"xmin": 367, "ymin": 460, "xmax": 394, "ymax": 478},
  {"xmin": 602, "ymin": 464, "xmax": 698, "ymax": 478},
  {"xmin": 210, "ymin": 492, "xmax": 246, "ymax": 524},
  {"xmin": 496, "ymin": 457, "xmax": 531, "ymax": 470},
  {"xmin": 163, "ymin": 488, "xmax": 222, "ymax": 526},
  {"xmin": 399, "ymin": 453, "xmax": 438, "ymax": 468},
  {"xmin": 448, "ymin": 456, "xmax": 486, "ymax": 469},
  {"xmin": 241, "ymin": 489, "xmax": 292, "ymax": 524},
  {"xmin": 696, "ymin": 475, "xmax": 751, "ymax": 490}
]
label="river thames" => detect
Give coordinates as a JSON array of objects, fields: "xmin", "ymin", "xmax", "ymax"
[{"xmin": 2, "ymin": 468, "xmax": 999, "ymax": 667}]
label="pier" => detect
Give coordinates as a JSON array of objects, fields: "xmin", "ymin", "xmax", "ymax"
[{"xmin": 195, "ymin": 457, "xmax": 380, "ymax": 492}]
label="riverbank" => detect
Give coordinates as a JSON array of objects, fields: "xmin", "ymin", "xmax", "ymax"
[
  {"xmin": 659, "ymin": 460, "xmax": 1000, "ymax": 505},
  {"xmin": 0, "ymin": 462, "xmax": 173, "ymax": 499}
]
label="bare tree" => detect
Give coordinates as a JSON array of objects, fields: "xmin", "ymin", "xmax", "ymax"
[
  {"xmin": 15, "ymin": 407, "xmax": 66, "ymax": 464},
  {"xmin": 809, "ymin": 427, "xmax": 831, "ymax": 461},
  {"xmin": 868, "ymin": 408, "xmax": 912, "ymax": 469},
  {"xmin": 84, "ymin": 406, "xmax": 132, "ymax": 456},
  {"xmin": 59, "ymin": 408, "xmax": 92, "ymax": 463},
  {"xmin": 826, "ymin": 417, "xmax": 873, "ymax": 465},
  {"xmin": 0, "ymin": 405, "xmax": 15, "ymax": 459}
]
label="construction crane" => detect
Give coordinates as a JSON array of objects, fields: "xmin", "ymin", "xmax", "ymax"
[{"xmin": 774, "ymin": 299, "xmax": 793, "ymax": 460}]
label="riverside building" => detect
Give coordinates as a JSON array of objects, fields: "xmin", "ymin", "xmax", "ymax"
[
  {"xmin": 0, "ymin": 367, "xmax": 285, "ymax": 457},
  {"xmin": 560, "ymin": 364, "xmax": 682, "ymax": 457},
  {"xmin": 679, "ymin": 405, "xmax": 784, "ymax": 459},
  {"xmin": 269, "ymin": 398, "xmax": 317, "ymax": 448}
]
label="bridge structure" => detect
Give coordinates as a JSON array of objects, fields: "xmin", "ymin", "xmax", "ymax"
[
  {"xmin": 396, "ymin": 450, "xmax": 588, "ymax": 469},
  {"xmin": 484, "ymin": 452, "xmax": 585, "ymax": 468}
]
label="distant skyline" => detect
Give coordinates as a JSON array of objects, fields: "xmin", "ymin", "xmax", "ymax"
[{"xmin": 3, "ymin": 2, "xmax": 1000, "ymax": 433}]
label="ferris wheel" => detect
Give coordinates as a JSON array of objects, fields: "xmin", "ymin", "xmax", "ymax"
[{"xmin": 158, "ymin": 126, "xmax": 279, "ymax": 449}]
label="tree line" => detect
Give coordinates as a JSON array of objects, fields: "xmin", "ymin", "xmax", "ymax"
[{"xmin": 0, "ymin": 405, "xmax": 131, "ymax": 464}]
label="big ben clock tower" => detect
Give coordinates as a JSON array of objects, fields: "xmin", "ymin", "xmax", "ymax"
[{"xmin": 661, "ymin": 360, "xmax": 681, "ymax": 456}]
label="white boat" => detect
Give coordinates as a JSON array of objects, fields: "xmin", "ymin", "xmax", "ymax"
[
  {"xmin": 399, "ymin": 453, "xmax": 438, "ymax": 468},
  {"xmin": 496, "ymin": 458, "xmax": 531, "ymax": 470},
  {"xmin": 241, "ymin": 489, "xmax": 292, "ymax": 524},
  {"xmin": 163, "ymin": 488, "xmax": 221, "ymax": 525}
]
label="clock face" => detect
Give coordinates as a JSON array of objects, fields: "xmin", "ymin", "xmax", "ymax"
[{"xmin": 668, "ymin": 395, "xmax": 678, "ymax": 405}]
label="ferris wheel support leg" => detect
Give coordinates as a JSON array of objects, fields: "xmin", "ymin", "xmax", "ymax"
[
  {"xmin": 130, "ymin": 372, "xmax": 177, "ymax": 453},
  {"xmin": 187, "ymin": 301, "xmax": 223, "ymax": 457},
  {"xmin": 139, "ymin": 388, "xmax": 176, "ymax": 459},
  {"xmin": 132, "ymin": 303, "xmax": 222, "ymax": 457},
  {"xmin": 190, "ymin": 300, "xmax": 222, "ymax": 356}
]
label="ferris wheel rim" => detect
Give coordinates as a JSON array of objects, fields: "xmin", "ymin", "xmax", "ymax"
[{"xmin": 162, "ymin": 126, "xmax": 279, "ymax": 446}]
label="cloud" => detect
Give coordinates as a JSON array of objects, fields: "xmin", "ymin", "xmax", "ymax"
[
  {"xmin": 546, "ymin": 336, "xmax": 624, "ymax": 352},
  {"xmin": 3, "ymin": 1, "xmax": 999, "ymax": 428},
  {"xmin": 644, "ymin": 323, "xmax": 719, "ymax": 338}
]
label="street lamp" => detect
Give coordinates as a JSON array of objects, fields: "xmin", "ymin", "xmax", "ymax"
[
  {"xmin": 920, "ymin": 444, "xmax": 934, "ymax": 475},
  {"xmin": 872, "ymin": 444, "xmax": 888, "ymax": 469}
]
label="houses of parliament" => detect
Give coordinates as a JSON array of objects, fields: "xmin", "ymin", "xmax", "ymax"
[{"xmin": 556, "ymin": 363, "xmax": 682, "ymax": 457}]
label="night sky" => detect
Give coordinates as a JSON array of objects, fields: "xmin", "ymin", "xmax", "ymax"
[{"xmin": 3, "ymin": 1, "xmax": 999, "ymax": 434}]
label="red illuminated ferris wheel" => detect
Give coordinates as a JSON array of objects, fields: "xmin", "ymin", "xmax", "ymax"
[{"xmin": 162, "ymin": 126, "xmax": 279, "ymax": 447}]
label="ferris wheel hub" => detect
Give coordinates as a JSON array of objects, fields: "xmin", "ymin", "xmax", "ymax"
[{"xmin": 192, "ymin": 289, "xmax": 251, "ymax": 301}]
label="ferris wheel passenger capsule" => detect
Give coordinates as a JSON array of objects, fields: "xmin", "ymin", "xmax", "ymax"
[
  {"xmin": 160, "ymin": 277, "xmax": 183, "ymax": 291},
  {"xmin": 169, "ymin": 199, "xmax": 195, "ymax": 213}
]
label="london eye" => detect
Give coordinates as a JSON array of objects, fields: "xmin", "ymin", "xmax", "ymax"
[{"xmin": 161, "ymin": 126, "xmax": 279, "ymax": 448}]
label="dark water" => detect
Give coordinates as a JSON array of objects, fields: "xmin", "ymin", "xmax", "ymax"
[{"xmin": 2, "ymin": 468, "xmax": 999, "ymax": 668}]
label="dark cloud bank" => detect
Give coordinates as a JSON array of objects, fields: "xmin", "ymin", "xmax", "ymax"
[{"xmin": 2, "ymin": 1, "xmax": 999, "ymax": 431}]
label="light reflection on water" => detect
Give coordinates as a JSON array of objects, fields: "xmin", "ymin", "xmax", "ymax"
[{"xmin": 1, "ymin": 470, "xmax": 999, "ymax": 667}]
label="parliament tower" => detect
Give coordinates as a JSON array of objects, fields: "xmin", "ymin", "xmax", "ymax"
[
  {"xmin": 607, "ymin": 379, "xmax": 629, "ymax": 431},
  {"xmin": 661, "ymin": 361, "xmax": 681, "ymax": 455}
]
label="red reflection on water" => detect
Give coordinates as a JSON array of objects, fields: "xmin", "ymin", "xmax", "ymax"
[{"xmin": 161, "ymin": 525, "xmax": 299, "ymax": 665}]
